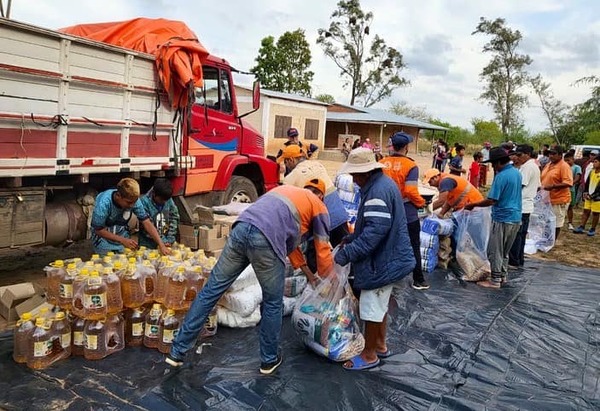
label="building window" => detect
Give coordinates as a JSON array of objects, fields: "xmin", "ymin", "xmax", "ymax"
[
  {"xmin": 274, "ymin": 115, "xmax": 292, "ymax": 138},
  {"xmin": 305, "ymin": 119, "xmax": 319, "ymax": 140}
]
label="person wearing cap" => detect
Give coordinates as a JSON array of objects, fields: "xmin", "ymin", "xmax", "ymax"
[
  {"xmin": 168, "ymin": 183, "xmax": 334, "ymax": 374},
  {"xmin": 508, "ymin": 145, "xmax": 541, "ymax": 267},
  {"xmin": 276, "ymin": 127, "xmax": 304, "ymax": 174},
  {"xmin": 464, "ymin": 147, "xmax": 522, "ymax": 289},
  {"xmin": 574, "ymin": 156, "xmax": 600, "ymax": 236},
  {"xmin": 91, "ymin": 178, "xmax": 171, "ymax": 256},
  {"xmin": 422, "ymin": 169, "xmax": 483, "ymax": 216},
  {"xmin": 540, "ymin": 145, "xmax": 573, "ymax": 239},
  {"xmin": 380, "ymin": 132, "xmax": 429, "ymax": 290},
  {"xmin": 334, "ymin": 148, "xmax": 415, "ymax": 371},
  {"xmin": 282, "ymin": 145, "xmax": 349, "ymax": 273}
]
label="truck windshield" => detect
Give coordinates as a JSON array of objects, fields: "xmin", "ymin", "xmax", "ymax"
[{"xmin": 195, "ymin": 66, "xmax": 233, "ymax": 114}]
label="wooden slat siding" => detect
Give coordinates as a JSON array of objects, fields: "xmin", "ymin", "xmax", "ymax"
[
  {"xmin": 0, "ymin": 196, "xmax": 15, "ymax": 248},
  {"xmin": 0, "ymin": 129, "xmax": 57, "ymax": 158},
  {"xmin": 66, "ymin": 131, "xmax": 121, "ymax": 157},
  {"xmin": 129, "ymin": 133, "xmax": 170, "ymax": 157},
  {"xmin": 274, "ymin": 115, "xmax": 291, "ymax": 139},
  {"xmin": 305, "ymin": 119, "xmax": 319, "ymax": 140},
  {"xmin": 13, "ymin": 192, "xmax": 45, "ymax": 246}
]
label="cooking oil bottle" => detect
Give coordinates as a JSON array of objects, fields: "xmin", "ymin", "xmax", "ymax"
[
  {"xmin": 143, "ymin": 303, "xmax": 162, "ymax": 349},
  {"xmin": 121, "ymin": 263, "xmax": 145, "ymax": 308},
  {"xmin": 104, "ymin": 267, "xmax": 123, "ymax": 315},
  {"xmin": 141, "ymin": 260, "xmax": 157, "ymax": 304},
  {"xmin": 71, "ymin": 316, "xmax": 86, "ymax": 356},
  {"xmin": 45, "ymin": 260, "xmax": 66, "ymax": 305},
  {"xmin": 184, "ymin": 267, "xmax": 204, "ymax": 311},
  {"xmin": 84, "ymin": 320, "xmax": 107, "ymax": 360},
  {"xmin": 124, "ymin": 307, "xmax": 146, "ymax": 347},
  {"xmin": 105, "ymin": 313, "xmax": 125, "ymax": 355},
  {"xmin": 51, "ymin": 311, "xmax": 71, "ymax": 359},
  {"xmin": 154, "ymin": 260, "xmax": 174, "ymax": 304},
  {"xmin": 58, "ymin": 263, "xmax": 78, "ymax": 310},
  {"xmin": 27, "ymin": 317, "xmax": 56, "ymax": 370},
  {"xmin": 158, "ymin": 309, "xmax": 180, "ymax": 354},
  {"xmin": 71, "ymin": 268, "xmax": 89, "ymax": 318},
  {"xmin": 83, "ymin": 270, "xmax": 107, "ymax": 320},
  {"xmin": 165, "ymin": 266, "xmax": 187, "ymax": 311},
  {"xmin": 13, "ymin": 312, "xmax": 34, "ymax": 363}
]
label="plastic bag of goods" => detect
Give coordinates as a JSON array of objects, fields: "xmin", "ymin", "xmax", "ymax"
[
  {"xmin": 527, "ymin": 191, "xmax": 556, "ymax": 253},
  {"xmin": 283, "ymin": 296, "xmax": 298, "ymax": 317},
  {"xmin": 292, "ymin": 262, "xmax": 364, "ymax": 362},
  {"xmin": 229, "ymin": 265, "xmax": 258, "ymax": 292},
  {"xmin": 420, "ymin": 231, "xmax": 440, "ymax": 273},
  {"xmin": 284, "ymin": 275, "xmax": 308, "ymax": 297},
  {"xmin": 453, "ymin": 208, "xmax": 491, "ymax": 282},
  {"xmin": 217, "ymin": 305, "xmax": 261, "ymax": 328},
  {"xmin": 219, "ymin": 283, "xmax": 262, "ymax": 317},
  {"xmin": 421, "ymin": 215, "xmax": 454, "ymax": 236}
]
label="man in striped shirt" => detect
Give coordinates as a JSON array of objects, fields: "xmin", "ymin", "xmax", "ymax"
[{"xmin": 168, "ymin": 183, "xmax": 334, "ymax": 375}]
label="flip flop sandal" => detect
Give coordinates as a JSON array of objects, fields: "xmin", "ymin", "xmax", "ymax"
[
  {"xmin": 342, "ymin": 355, "xmax": 380, "ymax": 371},
  {"xmin": 377, "ymin": 349, "xmax": 392, "ymax": 358}
]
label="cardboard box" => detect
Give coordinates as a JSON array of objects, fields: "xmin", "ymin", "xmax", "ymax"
[
  {"xmin": 213, "ymin": 214, "xmax": 238, "ymax": 230},
  {"xmin": 206, "ymin": 249, "xmax": 223, "ymax": 259},
  {"xmin": 180, "ymin": 223, "xmax": 229, "ymax": 251},
  {"xmin": 0, "ymin": 282, "xmax": 45, "ymax": 322}
]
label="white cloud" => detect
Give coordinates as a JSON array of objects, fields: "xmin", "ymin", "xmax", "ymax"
[{"xmin": 7, "ymin": 0, "xmax": 600, "ymax": 133}]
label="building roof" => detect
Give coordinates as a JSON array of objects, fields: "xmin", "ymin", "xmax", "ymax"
[
  {"xmin": 236, "ymin": 85, "xmax": 329, "ymax": 106},
  {"xmin": 327, "ymin": 103, "xmax": 448, "ymax": 131}
]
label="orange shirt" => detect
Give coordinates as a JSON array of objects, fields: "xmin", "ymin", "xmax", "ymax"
[
  {"xmin": 379, "ymin": 155, "xmax": 425, "ymax": 208},
  {"xmin": 541, "ymin": 160, "xmax": 573, "ymax": 205}
]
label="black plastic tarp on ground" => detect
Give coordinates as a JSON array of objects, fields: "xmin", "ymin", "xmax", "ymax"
[{"xmin": 0, "ymin": 260, "xmax": 599, "ymax": 410}]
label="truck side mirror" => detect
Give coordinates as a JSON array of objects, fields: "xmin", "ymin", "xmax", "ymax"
[{"xmin": 252, "ymin": 80, "xmax": 261, "ymax": 111}]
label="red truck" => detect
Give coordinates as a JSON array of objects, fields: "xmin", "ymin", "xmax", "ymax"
[{"xmin": 0, "ymin": 17, "xmax": 279, "ymax": 249}]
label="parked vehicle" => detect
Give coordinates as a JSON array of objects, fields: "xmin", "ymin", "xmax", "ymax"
[
  {"xmin": 0, "ymin": 18, "xmax": 279, "ymax": 249},
  {"xmin": 571, "ymin": 145, "xmax": 600, "ymax": 159}
]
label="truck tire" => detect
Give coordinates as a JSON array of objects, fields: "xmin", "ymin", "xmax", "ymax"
[{"xmin": 223, "ymin": 176, "xmax": 258, "ymax": 204}]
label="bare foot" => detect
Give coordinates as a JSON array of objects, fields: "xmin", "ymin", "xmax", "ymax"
[{"xmin": 477, "ymin": 280, "xmax": 501, "ymax": 289}]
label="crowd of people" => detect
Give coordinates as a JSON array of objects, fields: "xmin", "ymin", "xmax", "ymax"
[{"xmin": 88, "ymin": 126, "xmax": 599, "ymax": 375}]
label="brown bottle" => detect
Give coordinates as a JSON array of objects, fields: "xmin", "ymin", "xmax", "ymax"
[
  {"xmin": 27, "ymin": 318, "xmax": 56, "ymax": 370},
  {"xmin": 84, "ymin": 320, "xmax": 107, "ymax": 360},
  {"xmin": 83, "ymin": 270, "xmax": 108, "ymax": 320},
  {"xmin": 165, "ymin": 266, "xmax": 187, "ymax": 311},
  {"xmin": 158, "ymin": 309, "xmax": 180, "ymax": 354},
  {"xmin": 184, "ymin": 267, "xmax": 204, "ymax": 311},
  {"xmin": 71, "ymin": 268, "xmax": 89, "ymax": 318},
  {"xmin": 125, "ymin": 307, "xmax": 146, "ymax": 347},
  {"xmin": 51, "ymin": 311, "xmax": 72, "ymax": 359},
  {"xmin": 71, "ymin": 316, "xmax": 86, "ymax": 356},
  {"xmin": 58, "ymin": 263, "xmax": 78, "ymax": 310},
  {"xmin": 143, "ymin": 304, "xmax": 162, "ymax": 349},
  {"xmin": 140, "ymin": 260, "xmax": 157, "ymax": 304},
  {"xmin": 45, "ymin": 260, "xmax": 66, "ymax": 306},
  {"xmin": 104, "ymin": 267, "xmax": 123, "ymax": 314},
  {"xmin": 121, "ymin": 263, "xmax": 145, "ymax": 308},
  {"xmin": 13, "ymin": 312, "xmax": 34, "ymax": 363}
]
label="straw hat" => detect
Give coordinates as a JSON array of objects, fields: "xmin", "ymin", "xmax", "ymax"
[{"xmin": 338, "ymin": 148, "xmax": 385, "ymax": 174}]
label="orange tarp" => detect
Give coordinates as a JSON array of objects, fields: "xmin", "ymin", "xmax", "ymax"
[{"xmin": 61, "ymin": 18, "xmax": 209, "ymax": 109}]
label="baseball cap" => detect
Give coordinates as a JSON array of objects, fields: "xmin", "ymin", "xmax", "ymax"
[
  {"xmin": 422, "ymin": 168, "xmax": 441, "ymax": 184},
  {"xmin": 388, "ymin": 132, "xmax": 414, "ymax": 148},
  {"xmin": 591, "ymin": 149, "xmax": 599, "ymax": 155},
  {"xmin": 287, "ymin": 127, "xmax": 299, "ymax": 138},
  {"xmin": 277, "ymin": 144, "xmax": 305, "ymax": 163},
  {"xmin": 303, "ymin": 178, "xmax": 326, "ymax": 196},
  {"xmin": 482, "ymin": 147, "xmax": 510, "ymax": 163},
  {"xmin": 509, "ymin": 144, "xmax": 533, "ymax": 156}
]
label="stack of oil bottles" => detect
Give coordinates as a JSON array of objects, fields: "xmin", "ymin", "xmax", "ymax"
[{"xmin": 12, "ymin": 245, "xmax": 218, "ymax": 370}]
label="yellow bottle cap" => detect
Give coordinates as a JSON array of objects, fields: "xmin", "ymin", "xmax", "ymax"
[
  {"xmin": 103, "ymin": 256, "xmax": 112, "ymax": 262},
  {"xmin": 80, "ymin": 268, "xmax": 90, "ymax": 276},
  {"xmin": 176, "ymin": 266, "xmax": 185, "ymax": 273},
  {"xmin": 114, "ymin": 261, "xmax": 122, "ymax": 269},
  {"xmin": 91, "ymin": 254, "xmax": 100, "ymax": 260},
  {"xmin": 67, "ymin": 263, "xmax": 77, "ymax": 270},
  {"xmin": 21, "ymin": 312, "xmax": 32, "ymax": 320},
  {"xmin": 53, "ymin": 260, "xmax": 65, "ymax": 267},
  {"xmin": 129, "ymin": 257, "xmax": 137, "ymax": 264},
  {"xmin": 152, "ymin": 303, "xmax": 161, "ymax": 310},
  {"xmin": 139, "ymin": 246, "xmax": 147, "ymax": 251},
  {"xmin": 85, "ymin": 261, "xmax": 94, "ymax": 267},
  {"xmin": 39, "ymin": 307, "xmax": 49, "ymax": 315},
  {"xmin": 35, "ymin": 318, "xmax": 46, "ymax": 326},
  {"xmin": 55, "ymin": 311, "xmax": 65, "ymax": 320},
  {"xmin": 166, "ymin": 309, "xmax": 175, "ymax": 316},
  {"xmin": 106, "ymin": 251, "xmax": 114, "ymax": 256},
  {"xmin": 90, "ymin": 270, "xmax": 100, "ymax": 277},
  {"xmin": 103, "ymin": 267, "xmax": 113, "ymax": 275}
]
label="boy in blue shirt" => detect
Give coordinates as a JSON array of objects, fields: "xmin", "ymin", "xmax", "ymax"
[
  {"xmin": 139, "ymin": 178, "xmax": 180, "ymax": 249},
  {"xmin": 465, "ymin": 147, "xmax": 522, "ymax": 288}
]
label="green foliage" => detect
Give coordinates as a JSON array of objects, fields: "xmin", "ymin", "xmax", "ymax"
[
  {"xmin": 251, "ymin": 29, "xmax": 314, "ymax": 96},
  {"xmin": 472, "ymin": 17, "xmax": 532, "ymax": 137},
  {"xmin": 314, "ymin": 93, "xmax": 336, "ymax": 104},
  {"xmin": 317, "ymin": 0, "xmax": 408, "ymax": 107},
  {"xmin": 529, "ymin": 74, "xmax": 569, "ymax": 145},
  {"xmin": 471, "ymin": 118, "xmax": 503, "ymax": 144},
  {"xmin": 389, "ymin": 100, "xmax": 431, "ymax": 122},
  {"xmin": 585, "ymin": 130, "xmax": 600, "ymax": 145},
  {"xmin": 563, "ymin": 75, "xmax": 600, "ymax": 145}
]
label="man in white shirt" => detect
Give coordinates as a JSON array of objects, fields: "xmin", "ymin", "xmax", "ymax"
[{"xmin": 509, "ymin": 145, "xmax": 541, "ymax": 267}]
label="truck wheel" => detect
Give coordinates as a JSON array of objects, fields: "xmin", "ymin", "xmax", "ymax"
[{"xmin": 223, "ymin": 176, "xmax": 258, "ymax": 204}]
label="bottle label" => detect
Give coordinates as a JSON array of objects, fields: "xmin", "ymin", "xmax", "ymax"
[
  {"xmin": 88, "ymin": 277, "xmax": 102, "ymax": 286},
  {"xmin": 33, "ymin": 340, "xmax": 52, "ymax": 357},
  {"xmin": 132, "ymin": 322, "xmax": 144, "ymax": 337},
  {"xmin": 145, "ymin": 324, "xmax": 159, "ymax": 338},
  {"xmin": 84, "ymin": 293, "xmax": 106, "ymax": 309},
  {"xmin": 162, "ymin": 328, "xmax": 179, "ymax": 343},
  {"xmin": 59, "ymin": 283, "xmax": 73, "ymax": 299},
  {"xmin": 73, "ymin": 331, "xmax": 84, "ymax": 346},
  {"xmin": 61, "ymin": 332, "xmax": 71, "ymax": 348},
  {"xmin": 85, "ymin": 334, "xmax": 98, "ymax": 350}
]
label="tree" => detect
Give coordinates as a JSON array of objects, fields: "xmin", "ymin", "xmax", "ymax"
[
  {"xmin": 472, "ymin": 17, "xmax": 532, "ymax": 137},
  {"xmin": 314, "ymin": 94, "xmax": 336, "ymax": 104},
  {"xmin": 251, "ymin": 29, "xmax": 314, "ymax": 96},
  {"xmin": 529, "ymin": 74, "xmax": 569, "ymax": 145},
  {"xmin": 471, "ymin": 118, "xmax": 503, "ymax": 144},
  {"xmin": 317, "ymin": 0, "xmax": 408, "ymax": 107},
  {"xmin": 389, "ymin": 100, "xmax": 431, "ymax": 122}
]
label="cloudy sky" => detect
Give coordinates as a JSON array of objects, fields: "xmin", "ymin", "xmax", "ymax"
[{"xmin": 8, "ymin": 0, "xmax": 600, "ymax": 132}]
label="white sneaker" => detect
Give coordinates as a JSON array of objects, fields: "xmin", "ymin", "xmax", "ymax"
[{"xmin": 568, "ymin": 223, "xmax": 575, "ymax": 231}]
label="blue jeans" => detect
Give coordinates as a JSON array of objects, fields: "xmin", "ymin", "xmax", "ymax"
[{"xmin": 170, "ymin": 222, "xmax": 285, "ymax": 364}]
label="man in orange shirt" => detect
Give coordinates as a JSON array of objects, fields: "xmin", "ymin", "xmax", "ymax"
[
  {"xmin": 540, "ymin": 146, "xmax": 573, "ymax": 239},
  {"xmin": 422, "ymin": 169, "xmax": 484, "ymax": 215},
  {"xmin": 380, "ymin": 132, "xmax": 429, "ymax": 290}
]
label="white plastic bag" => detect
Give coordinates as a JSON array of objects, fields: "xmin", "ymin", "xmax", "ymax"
[
  {"xmin": 527, "ymin": 191, "xmax": 556, "ymax": 253},
  {"xmin": 219, "ymin": 283, "xmax": 262, "ymax": 317},
  {"xmin": 228, "ymin": 265, "xmax": 258, "ymax": 292},
  {"xmin": 454, "ymin": 208, "xmax": 491, "ymax": 282},
  {"xmin": 291, "ymin": 261, "xmax": 364, "ymax": 362},
  {"xmin": 217, "ymin": 305, "xmax": 261, "ymax": 328}
]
